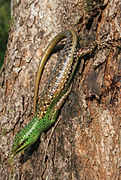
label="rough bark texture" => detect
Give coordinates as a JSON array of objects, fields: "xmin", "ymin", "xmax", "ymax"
[{"xmin": 0, "ymin": 0, "xmax": 120, "ymax": 179}]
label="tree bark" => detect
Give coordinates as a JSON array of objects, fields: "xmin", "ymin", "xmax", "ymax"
[{"xmin": 0, "ymin": 0, "xmax": 120, "ymax": 179}]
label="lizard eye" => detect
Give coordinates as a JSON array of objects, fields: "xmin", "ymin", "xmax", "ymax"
[{"xmin": 33, "ymin": 134, "xmax": 36, "ymax": 138}]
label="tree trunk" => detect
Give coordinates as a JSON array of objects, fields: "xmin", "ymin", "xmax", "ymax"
[{"xmin": 0, "ymin": 0, "xmax": 120, "ymax": 179}]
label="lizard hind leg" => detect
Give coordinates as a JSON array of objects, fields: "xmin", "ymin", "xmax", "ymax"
[{"xmin": 53, "ymin": 83, "xmax": 73, "ymax": 113}]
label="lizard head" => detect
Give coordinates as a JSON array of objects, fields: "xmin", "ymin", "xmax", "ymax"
[{"xmin": 12, "ymin": 118, "xmax": 40, "ymax": 156}]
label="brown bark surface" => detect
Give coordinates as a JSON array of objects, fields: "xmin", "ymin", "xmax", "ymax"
[{"xmin": 0, "ymin": 0, "xmax": 120, "ymax": 179}]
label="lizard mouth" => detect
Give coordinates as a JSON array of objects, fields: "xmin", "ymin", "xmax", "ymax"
[{"xmin": 12, "ymin": 141, "xmax": 30, "ymax": 156}]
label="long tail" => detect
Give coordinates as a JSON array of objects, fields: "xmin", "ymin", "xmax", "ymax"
[{"xmin": 34, "ymin": 30, "xmax": 77, "ymax": 114}]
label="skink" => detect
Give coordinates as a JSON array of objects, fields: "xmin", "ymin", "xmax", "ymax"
[{"xmin": 12, "ymin": 30, "xmax": 78, "ymax": 155}]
